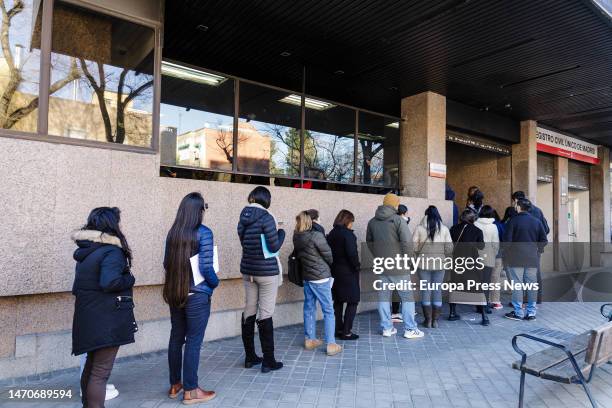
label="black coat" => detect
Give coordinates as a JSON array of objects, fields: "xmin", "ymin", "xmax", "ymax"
[
  {"xmin": 327, "ymin": 225, "xmax": 360, "ymax": 303},
  {"xmin": 449, "ymin": 222, "xmax": 485, "ymax": 294},
  {"xmin": 237, "ymin": 205, "xmax": 285, "ymax": 276},
  {"xmin": 293, "ymin": 230, "xmax": 333, "ymax": 281},
  {"xmin": 71, "ymin": 230, "xmax": 137, "ymax": 356},
  {"xmin": 503, "ymin": 212, "xmax": 548, "ymax": 267}
]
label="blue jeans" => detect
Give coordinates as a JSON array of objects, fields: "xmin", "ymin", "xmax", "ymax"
[
  {"xmin": 507, "ymin": 267, "xmax": 537, "ymax": 317},
  {"xmin": 418, "ymin": 269, "xmax": 445, "ymax": 307},
  {"xmin": 303, "ymin": 280, "xmax": 336, "ymax": 345},
  {"xmin": 168, "ymin": 292, "xmax": 211, "ymax": 390},
  {"xmin": 377, "ymin": 274, "xmax": 417, "ymax": 331}
]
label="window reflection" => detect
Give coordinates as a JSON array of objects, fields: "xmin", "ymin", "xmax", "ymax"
[
  {"xmin": 160, "ymin": 67, "xmax": 234, "ymax": 170},
  {"xmin": 49, "ymin": 1, "xmax": 154, "ymax": 146},
  {"xmin": 357, "ymin": 113, "xmax": 399, "ymax": 187},
  {"xmin": 237, "ymin": 82, "xmax": 301, "ymax": 176},
  {"xmin": 304, "ymin": 103, "xmax": 355, "ymax": 183},
  {"xmin": 0, "ymin": 0, "xmax": 41, "ymax": 132}
]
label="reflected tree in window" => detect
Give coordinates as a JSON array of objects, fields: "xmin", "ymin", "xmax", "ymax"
[
  {"xmin": 78, "ymin": 60, "xmax": 153, "ymax": 144},
  {"xmin": 359, "ymin": 139, "xmax": 384, "ymax": 184},
  {"xmin": 0, "ymin": 0, "xmax": 78, "ymax": 130}
]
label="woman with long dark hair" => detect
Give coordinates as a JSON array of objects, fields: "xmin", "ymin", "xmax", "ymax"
[
  {"xmin": 238, "ymin": 187, "xmax": 285, "ymax": 373},
  {"xmin": 327, "ymin": 210, "xmax": 360, "ymax": 340},
  {"xmin": 72, "ymin": 207, "xmax": 137, "ymax": 408},
  {"xmin": 412, "ymin": 205, "xmax": 453, "ymax": 328},
  {"xmin": 164, "ymin": 192, "xmax": 219, "ymax": 404}
]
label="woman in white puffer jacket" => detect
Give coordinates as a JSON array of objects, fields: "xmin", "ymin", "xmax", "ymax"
[
  {"xmin": 412, "ymin": 206, "xmax": 453, "ymax": 328},
  {"xmin": 474, "ymin": 205, "xmax": 500, "ymax": 319}
]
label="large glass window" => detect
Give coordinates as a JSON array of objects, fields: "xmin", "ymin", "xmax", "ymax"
[
  {"xmin": 304, "ymin": 101, "xmax": 355, "ymax": 183},
  {"xmin": 49, "ymin": 1, "xmax": 154, "ymax": 146},
  {"xmin": 0, "ymin": 0, "xmax": 41, "ymax": 132},
  {"xmin": 159, "ymin": 63, "xmax": 234, "ymax": 170},
  {"xmin": 237, "ymin": 82, "xmax": 301, "ymax": 176},
  {"xmin": 357, "ymin": 112, "xmax": 399, "ymax": 187}
]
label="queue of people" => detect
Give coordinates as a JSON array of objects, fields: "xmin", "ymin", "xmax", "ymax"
[{"xmin": 69, "ymin": 184, "xmax": 548, "ymax": 406}]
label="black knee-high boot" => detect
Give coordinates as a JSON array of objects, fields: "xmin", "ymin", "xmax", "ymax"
[
  {"xmin": 242, "ymin": 314, "xmax": 263, "ymax": 368},
  {"xmin": 257, "ymin": 317, "xmax": 283, "ymax": 373},
  {"xmin": 448, "ymin": 303, "xmax": 461, "ymax": 321}
]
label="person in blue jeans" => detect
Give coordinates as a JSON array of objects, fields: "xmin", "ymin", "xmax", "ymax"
[
  {"xmin": 293, "ymin": 211, "xmax": 342, "ymax": 356},
  {"xmin": 366, "ymin": 193, "xmax": 424, "ymax": 339},
  {"xmin": 412, "ymin": 205, "xmax": 453, "ymax": 328},
  {"xmin": 163, "ymin": 192, "xmax": 220, "ymax": 404},
  {"xmin": 502, "ymin": 198, "xmax": 547, "ymax": 321}
]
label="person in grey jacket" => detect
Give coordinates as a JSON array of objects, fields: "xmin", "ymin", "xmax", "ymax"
[
  {"xmin": 366, "ymin": 193, "xmax": 424, "ymax": 339},
  {"xmin": 293, "ymin": 211, "xmax": 342, "ymax": 356}
]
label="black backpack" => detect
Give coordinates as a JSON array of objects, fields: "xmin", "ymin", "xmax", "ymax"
[{"xmin": 287, "ymin": 250, "xmax": 303, "ymax": 287}]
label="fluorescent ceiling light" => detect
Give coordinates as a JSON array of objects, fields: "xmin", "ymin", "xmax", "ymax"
[
  {"xmin": 279, "ymin": 94, "xmax": 336, "ymax": 111},
  {"xmin": 386, "ymin": 122, "xmax": 399, "ymax": 129},
  {"xmin": 161, "ymin": 61, "xmax": 226, "ymax": 86}
]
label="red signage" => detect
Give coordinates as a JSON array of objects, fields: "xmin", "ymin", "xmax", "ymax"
[{"xmin": 536, "ymin": 128, "xmax": 599, "ymax": 165}]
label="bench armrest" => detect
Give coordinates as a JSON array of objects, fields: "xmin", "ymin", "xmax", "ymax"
[
  {"xmin": 601, "ymin": 303, "xmax": 612, "ymax": 321},
  {"xmin": 512, "ymin": 333, "xmax": 575, "ymax": 371}
]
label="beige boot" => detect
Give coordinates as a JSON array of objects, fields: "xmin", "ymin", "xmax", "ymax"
[
  {"xmin": 304, "ymin": 338, "xmax": 323, "ymax": 350},
  {"xmin": 326, "ymin": 343, "xmax": 342, "ymax": 356}
]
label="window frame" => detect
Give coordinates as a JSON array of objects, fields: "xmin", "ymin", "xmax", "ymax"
[
  {"xmin": 0, "ymin": 0, "xmax": 162, "ymax": 155},
  {"xmin": 159, "ymin": 59, "xmax": 400, "ymax": 190}
]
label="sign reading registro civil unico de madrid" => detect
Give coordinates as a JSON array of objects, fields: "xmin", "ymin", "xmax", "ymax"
[{"xmin": 536, "ymin": 127, "xmax": 599, "ymax": 165}]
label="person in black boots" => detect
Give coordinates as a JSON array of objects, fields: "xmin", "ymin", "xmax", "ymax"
[
  {"xmin": 71, "ymin": 207, "xmax": 137, "ymax": 408},
  {"xmin": 327, "ymin": 210, "xmax": 361, "ymax": 340},
  {"xmin": 448, "ymin": 209, "xmax": 486, "ymax": 324},
  {"xmin": 238, "ymin": 187, "xmax": 285, "ymax": 373}
]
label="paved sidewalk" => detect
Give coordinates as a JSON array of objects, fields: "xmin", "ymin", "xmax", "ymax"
[{"xmin": 2, "ymin": 302, "xmax": 612, "ymax": 408}]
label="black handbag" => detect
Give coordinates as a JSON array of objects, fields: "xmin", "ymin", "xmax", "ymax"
[{"xmin": 287, "ymin": 250, "xmax": 303, "ymax": 287}]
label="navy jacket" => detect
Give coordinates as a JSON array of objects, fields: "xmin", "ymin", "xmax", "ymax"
[
  {"xmin": 163, "ymin": 224, "xmax": 219, "ymax": 296},
  {"xmin": 71, "ymin": 230, "xmax": 137, "ymax": 356},
  {"xmin": 502, "ymin": 212, "xmax": 548, "ymax": 267},
  {"xmin": 445, "ymin": 185, "xmax": 459, "ymax": 226},
  {"xmin": 237, "ymin": 205, "xmax": 285, "ymax": 276},
  {"xmin": 529, "ymin": 205, "xmax": 550, "ymax": 235}
]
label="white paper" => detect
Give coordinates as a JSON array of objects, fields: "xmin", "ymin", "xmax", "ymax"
[
  {"xmin": 190, "ymin": 254, "xmax": 205, "ymax": 286},
  {"xmin": 213, "ymin": 246, "xmax": 219, "ymax": 273}
]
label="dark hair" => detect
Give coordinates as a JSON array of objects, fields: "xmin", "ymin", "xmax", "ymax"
[
  {"xmin": 84, "ymin": 207, "xmax": 132, "ymax": 263},
  {"xmin": 516, "ymin": 198, "xmax": 532, "ymax": 212},
  {"xmin": 248, "ymin": 186, "xmax": 271, "ymax": 209},
  {"xmin": 424, "ymin": 205, "xmax": 442, "ymax": 241},
  {"xmin": 492, "ymin": 209, "xmax": 501, "ymax": 222},
  {"xmin": 460, "ymin": 208, "xmax": 477, "ymax": 224},
  {"xmin": 472, "ymin": 189, "xmax": 484, "ymax": 209},
  {"xmin": 397, "ymin": 204, "xmax": 408, "ymax": 216},
  {"xmin": 306, "ymin": 209, "xmax": 319, "ymax": 221},
  {"xmin": 163, "ymin": 192, "xmax": 206, "ymax": 308},
  {"xmin": 479, "ymin": 205, "xmax": 496, "ymax": 219},
  {"xmin": 333, "ymin": 209, "xmax": 355, "ymax": 227},
  {"xmin": 512, "ymin": 191, "xmax": 526, "ymax": 200},
  {"xmin": 502, "ymin": 206, "xmax": 517, "ymax": 223}
]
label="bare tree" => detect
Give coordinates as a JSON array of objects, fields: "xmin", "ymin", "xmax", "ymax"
[
  {"xmin": 79, "ymin": 59, "xmax": 153, "ymax": 144},
  {"xmin": 359, "ymin": 139, "xmax": 384, "ymax": 184},
  {"xmin": 215, "ymin": 125, "xmax": 247, "ymax": 165},
  {"xmin": 0, "ymin": 0, "xmax": 79, "ymax": 129}
]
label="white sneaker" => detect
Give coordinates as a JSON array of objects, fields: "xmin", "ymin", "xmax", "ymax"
[
  {"xmin": 403, "ymin": 328, "xmax": 424, "ymax": 339},
  {"xmin": 382, "ymin": 327, "xmax": 397, "ymax": 337},
  {"xmin": 105, "ymin": 385, "xmax": 119, "ymax": 401}
]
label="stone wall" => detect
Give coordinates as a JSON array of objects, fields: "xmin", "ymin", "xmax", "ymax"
[{"xmin": 0, "ymin": 136, "xmax": 452, "ymax": 380}]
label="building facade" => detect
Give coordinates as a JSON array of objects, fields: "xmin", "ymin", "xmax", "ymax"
[{"xmin": 0, "ymin": 0, "xmax": 611, "ymax": 381}]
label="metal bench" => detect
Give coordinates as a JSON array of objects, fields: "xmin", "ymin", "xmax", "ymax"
[{"xmin": 511, "ymin": 320, "xmax": 612, "ymax": 408}]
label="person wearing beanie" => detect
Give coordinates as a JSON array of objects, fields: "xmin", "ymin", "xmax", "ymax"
[
  {"xmin": 383, "ymin": 193, "xmax": 400, "ymax": 209},
  {"xmin": 366, "ymin": 194, "xmax": 424, "ymax": 339}
]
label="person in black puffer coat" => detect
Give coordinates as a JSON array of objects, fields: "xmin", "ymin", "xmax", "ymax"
[
  {"xmin": 71, "ymin": 207, "xmax": 137, "ymax": 408},
  {"xmin": 237, "ymin": 186, "xmax": 285, "ymax": 373},
  {"xmin": 293, "ymin": 211, "xmax": 342, "ymax": 356}
]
